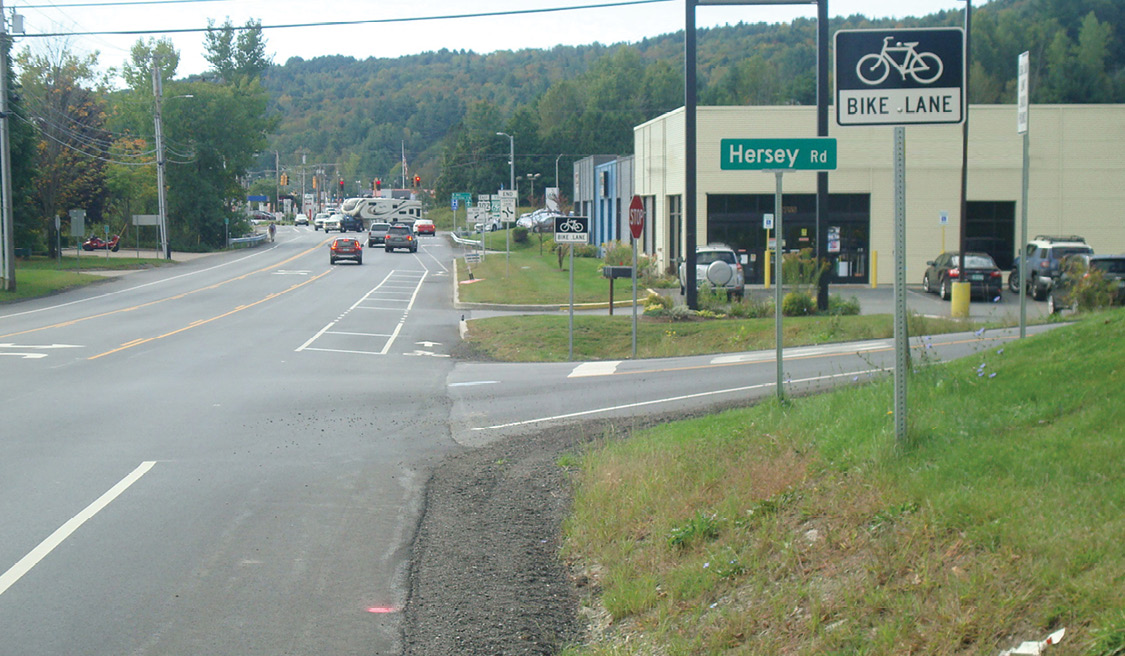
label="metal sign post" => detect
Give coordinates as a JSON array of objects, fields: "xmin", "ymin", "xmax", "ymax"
[
  {"xmin": 721, "ymin": 139, "xmax": 837, "ymax": 399},
  {"xmin": 1017, "ymin": 51, "xmax": 1030, "ymax": 339},
  {"xmin": 836, "ymin": 26, "xmax": 966, "ymax": 446},
  {"xmin": 628, "ymin": 196, "xmax": 646, "ymax": 359},
  {"xmin": 555, "ymin": 216, "xmax": 589, "ymax": 360}
]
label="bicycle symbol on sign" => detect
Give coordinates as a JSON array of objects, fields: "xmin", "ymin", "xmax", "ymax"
[
  {"xmin": 856, "ymin": 36, "xmax": 943, "ymax": 85},
  {"xmin": 558, "ymin": 218, "xmax": 585, "ymax": 232}
]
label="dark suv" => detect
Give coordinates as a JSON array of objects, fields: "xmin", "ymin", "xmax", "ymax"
[
  {"xmin": 384, "ymin": 224, "xmax": 417, "ymax": 253},
  {"xmin": 1009, "ymin": 235, "xmax": 1093, "ymax": 300},
  {"xmin": 1047, "ymin": 254, "xmax": 1125, "ymax": 314},
  {"xmin": 339, "ymin": 215, "xmax": 365, "ymax": 232}
]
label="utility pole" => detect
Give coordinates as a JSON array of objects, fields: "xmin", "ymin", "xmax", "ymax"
[
  {"xmin": 153, "ymin": 56, "xmax": 170, "ymax": 259},
  {"xmin": 0, "ymin": 0, "xmax": 16, "ymax": 290}
]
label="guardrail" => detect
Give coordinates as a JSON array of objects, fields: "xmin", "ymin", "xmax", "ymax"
[
  {"xmin": 229, "ymin": 234, "xmax": 268, "ymax": 249},
  {"xmin": 449, "ymin": 232, "xmax": 482, "ymax": 248}
]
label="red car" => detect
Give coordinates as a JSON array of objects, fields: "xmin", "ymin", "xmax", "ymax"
[
  {"xmin": 413, "ymin": 218, "xmax": 436, "ymax": 235},
  {"xmin": 329, "ymin": 237, "xmax": 362, "ymax": 265}
]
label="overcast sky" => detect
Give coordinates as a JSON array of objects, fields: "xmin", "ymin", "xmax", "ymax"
[{"xmin": 12, "ymin": 0, "xmax": 973, "ymax": 83}]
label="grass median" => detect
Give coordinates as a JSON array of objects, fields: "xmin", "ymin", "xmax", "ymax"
[
  {"xmin": 560, "ymin": 308, "xmax": 1125, "ymax": 655},
  {"xmin": 0, "ymin": 255, "xmax": 169, "ymax": 303}
]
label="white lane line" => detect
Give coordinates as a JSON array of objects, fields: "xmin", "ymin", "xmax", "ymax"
[
  {"xmin": 449, "ymin": 380, "xmax": 499, "ymax": 388},
  {"xmin": 295, "ymin": 320, "xmax": 336, "ymax": 352},
  {"xmin": 471, "ymin": 368, "xmax": 883, "ymax": 431},
  {"xmin": 0, "ymin": 461, "xmax": 156, "ymax": 597},
  {"xmin": 380, "ymin": 272, "xmax": 427, "ymax": 355},
  {"xmin": 568, "ymin": 361, "xmax": 622, "ymax": 378}
]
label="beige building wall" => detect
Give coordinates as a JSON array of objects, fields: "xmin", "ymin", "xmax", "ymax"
[{"xmin": 635, "ymin": 104, "xmax": 1125, "ymax": 284}]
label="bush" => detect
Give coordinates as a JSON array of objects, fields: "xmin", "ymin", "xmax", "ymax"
[
  {"xmin": 643, "ymin": 290, "xmax": 672, "ymax": 311},
  {"xmin": 827, "ymin": 294, "xmax": 861, "ymax": 315},
  {"xmin": 512, "ymin": 226, "xmax": 529, "ymax": 244},
  {"xmin": 782, "ymin": 291, "xmax": 815, "ymax": 316},
  {"xmin": 728, "ymin": 294, "xmax": 775, "ymax": 318}
]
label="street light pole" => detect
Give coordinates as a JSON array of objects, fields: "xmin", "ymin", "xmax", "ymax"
[
  {"xmin": 497, "ymin": 132, "xmax": 514, "ymax": 276},
  {"xmin": 153, "ymin": 57, "xmax": 169, "ymax": 259}
]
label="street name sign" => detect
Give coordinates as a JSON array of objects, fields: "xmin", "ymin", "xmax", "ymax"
[
  {"xmin": 720, "ymin": 138, "xmax": 837, "ymax": 171},
  {"xmin": 835, "ymin": 28, "xmax": 964, "ymax": 127}
]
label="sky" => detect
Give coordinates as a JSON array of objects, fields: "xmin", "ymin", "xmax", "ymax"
[{"xmin": 11, "ymin": 0, "xmax": 973, "ymax": 83}]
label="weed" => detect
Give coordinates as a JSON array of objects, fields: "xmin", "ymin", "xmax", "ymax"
[
  {"xmin": 667, "ymin": 511, "xmax": 723, "ymax": 549},
  {"xmin": 867, "ymin": 501, "xmax": 920, "ymax": 533}
]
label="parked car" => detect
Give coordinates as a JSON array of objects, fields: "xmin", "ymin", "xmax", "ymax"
[
  {"xmin": 921, "ymin": 251, "xmax": 1003, "ymax": 301},
  {"xmin": 678, "ymin": 245, "xmax": 745, "ymax": 299},
  {"xmin": 1047, "ymin": 254, "xmax": 1125, "ymax": 314},
  {"xmin": 322, "ymin": 214, "xmax": 343, "ymax": 232},
  {"xmin": 385, "ymin": 224, "xmax": 417, "ymax": 253},
  {"xmin": 313, "ymin": 212, "xmax": 330, "ymax": 231},
  {"xmin": 367, "ymin": 222, "xmax": 391, "ymax": 247},
  {"xmin": 340, "ymin": 215, "xmax": 364, "ymax": 232},
  {"xmin": 1009, "ymin": 235, "xmax": 1093, "ymax": 300},
  {"xmin": 329, "ymin": 237, "xmax": 362, "ymax": 265},
  {"xmin": 413, "ymin": 218, "xmax": 436, "ymax": 235}
]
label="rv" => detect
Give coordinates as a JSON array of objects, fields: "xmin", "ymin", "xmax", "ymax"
[{"xmin": 340, "ymin": 197, "xmax": 422, "ymax": 226}]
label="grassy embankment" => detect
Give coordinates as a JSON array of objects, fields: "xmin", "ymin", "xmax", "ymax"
[
  {"xmin": 559, "ymin": 310, "xmax": 1125, "ymax": 656},
  {"xmin": 0, "ymin": 255, "xmax": 169, "ymax": 303},
  {"xmin": 451, "ymin": 232, "xmax": 981, "ymax": 361}
]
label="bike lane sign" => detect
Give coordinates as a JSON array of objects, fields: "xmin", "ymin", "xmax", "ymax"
[
  {"xmin": 835, "ymin": 28, "xmax": 964, "ymax": 127},
  {"xmin": 554, "ymin": 216, "xmax": 589, "ymax": 243}
]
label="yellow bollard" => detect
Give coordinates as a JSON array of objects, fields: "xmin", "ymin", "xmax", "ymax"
[
  {"xmin": 870, "ymin": 251, "xmax": 877, "ymax": 288},
  {"xmin": 950, "ymin": 281, "xmax": 971, "ymax": 318},
  {"xmin": 763, "ymin": 250, "xmax": 771, "ymax": 289}
]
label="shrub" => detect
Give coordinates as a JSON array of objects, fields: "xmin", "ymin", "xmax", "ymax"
[
  {"xmin": 782, "ymin": 291, "xmax": 815, "ymax": 316},
  {"xmin": 643, "ymin": 290, "xmax": 672, "ymax": 311},
  {"xmin": 827, "ymin": 294, "xmax": 861, "ymax": 315},
  {"xmin": 728, "ymin": 294, "xmax": 775, "ymax": 318},
  {"xmin": 782, "ymin": 248, "xmax": 830, "ymax": 293},
  {"xmin": 512, "ymin": 226, "xmax": 529, "ymax": 244}
]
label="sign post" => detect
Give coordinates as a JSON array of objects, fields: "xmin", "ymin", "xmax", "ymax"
[
  {"xmin": 499, "ymin": 189, "xmax": 517, "ymax": 277},
  {"xmin": 1017, "ymin": 51, "xmax": 1030, "ymax": 339},
  {"xmin": 720, "ymin": 138, "xmax": 837, "ymax": 399},
  {"xmin": 628, "ymin": 196, "xmax": 646, "ymax": 358},
  {"xmin": 555, "ymin": 215, "xmax": 589, "ymax": 360},
  {"xmin": 835, "ymin": 26, "xmax": 965, "ymax": 445}
]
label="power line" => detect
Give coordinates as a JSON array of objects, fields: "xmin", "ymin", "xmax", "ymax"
[
  {"xmin": 17, "ymin": 0, "xmax": 226, "ymax": 8},
  {"xmin": 21, "ymin": 0, "xmax": 673, "ymax": 38}
]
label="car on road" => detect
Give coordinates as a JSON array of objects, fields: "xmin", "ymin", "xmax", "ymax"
[
  {"xmin": 329, "ymin": 237, "xmax": 362, "ymax": 265},
  {"xmin": 922, "ymin": 251, "xmax": 1003, "ymax": 301},
  {"xmin": 340, "ymin": 215, "xmax": 365, "ymax": 232},
  {"xmin": 413, "ymin": 218, "xmax": 436, "ymax": 235},
  {"xmin": 322, "ymin": 214, "xmax": 343, "ymax": 232},
  {"xmin": 1047, "ymin": 254, "xmax": 1125, "ymax": 314},
  {"xmin": 294, "ymin": 214, "xmax": 309, "ymax": 226},
  {"xmin": 678, "ymin": 245, "xmax": 745, "ymax": 299},
  {"xmin": 385, "ymin": 224, "xmax": 417, "ymax": 253},
  {"xmin": 367, "ymin": 222, "xmax": 391, "ymax": 247},
  {"xmin": 313, "ymin": 212, "xmax": 330, "ymax": 231},
  {"xmin": 1009, "ymin": 235, "xmax": 1093, "ymax": 300}
]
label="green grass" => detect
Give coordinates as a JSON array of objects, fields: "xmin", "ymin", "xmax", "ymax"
[
  {"xmin": 0, "ymin": 255, "xmax": 169, "ymax": 303},
  {"xmin": 560, "ymin": 308, "xmax": 1125, "ymax": 655},
  {"xmin": 455, "ymin": 234, "xmax": 619, "ymax": 305},
  {"xmin": 462, "ymin": 312, "xmax": 978, "ymax": 362}
]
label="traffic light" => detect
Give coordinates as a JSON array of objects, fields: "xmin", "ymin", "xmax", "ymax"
[
  {"xmin": 375, "ymin": 178, "xmax": 381, "ymax": 191},
  {"xmin": 338, "ymin": 179, "xmax": 344, "ymax": 195},
  {"xmin": 413, "ymin": 174, "xmax": 420, "ymax": 189},
  {"xmin": 280, "ymin": 173, "xmax": 289, "ymax": 185},
  {"xmin": 312, "ymin": 176, "xmax": 317, "ymax": 189}
]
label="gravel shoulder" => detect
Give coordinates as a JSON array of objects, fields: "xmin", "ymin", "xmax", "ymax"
[{"xmin": 402, "ymin": 424, "xmax": 589, "ymax": 656}]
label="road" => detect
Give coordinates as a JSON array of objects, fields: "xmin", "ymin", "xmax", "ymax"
[{"xmin": 0, "ymin": 226, "xmax": 1057, "ymax": 654}]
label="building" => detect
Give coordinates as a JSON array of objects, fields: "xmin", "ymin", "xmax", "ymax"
[{"xmin": 632, "ymin": 104, "xmax": 1125, "ymax": 284}]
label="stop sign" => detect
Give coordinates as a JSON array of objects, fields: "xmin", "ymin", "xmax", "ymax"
[{"xmin": 628, "ymin": 195, "xmax": 645, "ymax": 240}]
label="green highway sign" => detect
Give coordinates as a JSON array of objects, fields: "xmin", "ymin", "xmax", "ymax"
[{"xmin": 720, "ymin": 138, "xmax": 837, "ymax": 171}]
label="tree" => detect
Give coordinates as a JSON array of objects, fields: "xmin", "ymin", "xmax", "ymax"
[
  {"xmin": 205, "ymin": 19, "xmax": 271, "ymax": 84},
  {"xmin": 17, "ymin": 44, "xmax": 111, "ymax": 253},
  {"xmin": 121, "ymin": 38, "xmax": 178, "ymax": 92}
]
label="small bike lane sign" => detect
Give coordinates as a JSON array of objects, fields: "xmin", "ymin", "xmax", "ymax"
[{"xmin": 835, "ymin": 28, "xmax": 964, "ymax": 127}]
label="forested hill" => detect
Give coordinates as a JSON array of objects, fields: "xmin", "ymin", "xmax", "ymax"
[{"xmin": 261, "ymin": 0, "xmax": 1124, "ymax": 201}]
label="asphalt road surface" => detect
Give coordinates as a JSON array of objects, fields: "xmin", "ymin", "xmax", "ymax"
[{"xmin": 0, "ymin": 226, "xmax": 1058, "ymax": 655}]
